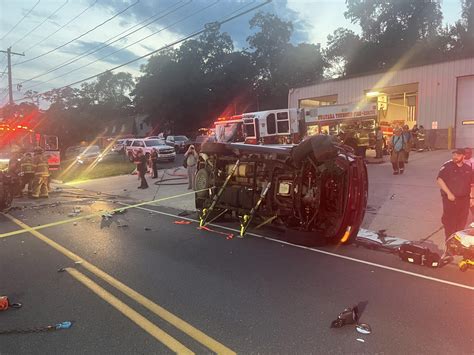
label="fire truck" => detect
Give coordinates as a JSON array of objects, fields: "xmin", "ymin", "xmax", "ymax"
[
  {"xmin": 0, "ymin": 123, "xmax": 60, "ymax": 171},
  {"xmin": 214, "ymin": 108, "xmax": 306, "ymax": 144}
]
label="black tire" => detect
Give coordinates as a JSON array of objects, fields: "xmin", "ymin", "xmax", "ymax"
[
  {"xmin": 195, "ymin": 168, "xmax": 211, "ymax": 199},
  {"xmin": 292, "ymin": 135, "xmax": 339, "ymax": 164}
]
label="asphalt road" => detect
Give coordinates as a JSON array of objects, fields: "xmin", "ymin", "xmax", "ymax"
[{"xmin": 0, "ymin": 190, "xmax": 473, "ymax": 354}]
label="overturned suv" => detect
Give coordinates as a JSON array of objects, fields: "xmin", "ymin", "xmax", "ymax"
[
  {"xmin": 195, "ymin": 135, "xmax": 368, "ymax": 245},
  {"xmin": 0, "ymin": 170, "xmax": 14, "ymax": 211}
]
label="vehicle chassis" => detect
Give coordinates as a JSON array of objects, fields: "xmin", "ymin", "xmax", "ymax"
[{"xmin": 195, "ymin": 135, "xmax": 368, "ymax": 244}]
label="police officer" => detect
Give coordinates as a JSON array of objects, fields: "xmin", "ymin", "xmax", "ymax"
[
  {"xmin": 20, "ymin": 152, "xmax": 35, "ymax": 196},
  {"xmin": 31, "ymin": 147, "xmax": 50, "ymax": 198},
  {"xmin": 150, "ymin": 148, "xmax": 158, "ymax": 179},
  {"xmin": 437, "ymin": 148, "xmax": 474, "ymax": 240}
]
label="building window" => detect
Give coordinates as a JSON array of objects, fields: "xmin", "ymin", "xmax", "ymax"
[{"xmin": 299, "ymin": 94, "xmax": 338, "ymax": 109}]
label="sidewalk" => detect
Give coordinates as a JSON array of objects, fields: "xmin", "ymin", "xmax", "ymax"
[
  {"xmin": 362, "ymin": 149, "xmax": 452, "ymax": 251},
  {"xmin": 67, "ymin": 167, "xmax": 196, "ymax": 212},
  {"xmin": 65, "ymin": 150, "xmax": 464, "ymax": 250}
]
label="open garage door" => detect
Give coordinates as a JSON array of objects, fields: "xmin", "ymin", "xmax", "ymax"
[{"xmin": 456, "ymin": 76, "xmax": 474, "ymax": 147}]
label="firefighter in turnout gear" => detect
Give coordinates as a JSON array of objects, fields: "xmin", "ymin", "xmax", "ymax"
[
  {"xmin": 20, "ymin": 152, "xmax": 35, "ymax": 196},
  {"xmin": 31, "ymin": 147, "xmax": 50, "ymax": 198}
]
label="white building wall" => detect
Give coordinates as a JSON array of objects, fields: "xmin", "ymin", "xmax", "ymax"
[{"xmin": 289, "ymin": 57, "xmax": 474, "ymax": 129}]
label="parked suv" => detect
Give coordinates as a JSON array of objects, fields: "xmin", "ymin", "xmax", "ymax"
[
  {"xmin": 125, "ymin": 139, "xmax": 176, "ymax": 162},
  {"xmin": 165, "ymin": 135, "xmax": 189, "ymax": 153}
]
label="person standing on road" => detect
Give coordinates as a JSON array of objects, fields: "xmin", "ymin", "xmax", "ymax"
[
  {"xmin": 389, "ymin": 127, "xmax": 406, "ymax": 175},
  {"xmin": 20, "ymin": 152, "xmax": 35, "ymax": 196},
  {"xmin": 402, "ymin": 125, "xmax": 412, "ymax": 163},
  {"xmin": 134, "ymin": 149, "xmax": 149, "ymax": 189},
  {"xmin": 150, "ymin": 148, "xmax": 158, "ymax": 179},
  {"xmin": 411, "ymin": 124, "xmax": 419, "ymax": 149},
  {"xmin": 417, "ymin": 125, "xmax": 426, "ymax": 151},
  {"xmin": 437, "ymin": 149, "xmax": 474, "ymax": 240},
  {"xmin": 184, "ymin": 145, "xmax": 198, "ymax": 190},
  {"xmin": 375, "ymin": 127, "xmax": 384, "ymax": 159},
  {"xmin": 31, "ymin": 147, "xmax": 50, "ymax": 198}
]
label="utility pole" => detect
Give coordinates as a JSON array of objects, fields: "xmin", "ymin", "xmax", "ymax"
[{"xmin": 0, "ymin": 47, "xmax": 25, "ymax": 105}]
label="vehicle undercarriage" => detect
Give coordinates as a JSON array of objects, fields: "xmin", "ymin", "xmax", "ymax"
[{"xmin": 195, "ymin": 135, "xmax": 368, "ymax": 244}]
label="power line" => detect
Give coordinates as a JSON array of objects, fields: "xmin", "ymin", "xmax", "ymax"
[
  {"xmin": 14, "ymin": 0, "xmax": 141, "ymax": 66},
  {"xmin": 18, "ymin": 0, "xmax": 191, "ymax": 87},
  {"xmin": 25, "ymin": 0, "xmax": 271, "ymax": 96},
  {"xmin": 20, "ymin": 0, "xmax": 97, "ymax": 55},
  {"xmin": 23, "ymin": 0, "xmax": 221, "ymax": 91},
  {"xmin": 10, "ymin": 0, "xmax": 70, "ymax": 49},
  {"xmin": 0, "ymin": 0, "xmax": 41, "ymax": 41}
]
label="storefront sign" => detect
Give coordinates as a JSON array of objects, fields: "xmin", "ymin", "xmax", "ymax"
[{"xmin": 311, "ymin": 103, "xmax": 377, "ymax": 122}]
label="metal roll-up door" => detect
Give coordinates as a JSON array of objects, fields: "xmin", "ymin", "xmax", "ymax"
[{"xmin": 455, "ymin": 75, "xmax": 474, "ymax": 147}]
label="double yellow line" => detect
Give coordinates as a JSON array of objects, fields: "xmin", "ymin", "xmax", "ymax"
[{"xmin": 5, "ymin": 215, "xmax": 235, "ymax": 355}]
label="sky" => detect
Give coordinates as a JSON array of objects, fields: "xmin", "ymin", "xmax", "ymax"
[{"xmin": 0, "ymin": 0, "xmax": 464, "ymax": 107}]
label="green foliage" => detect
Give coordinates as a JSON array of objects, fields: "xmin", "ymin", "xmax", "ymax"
[{"xmin": 19, "ymin": 4, "xmax": 472, "ymax": 146}]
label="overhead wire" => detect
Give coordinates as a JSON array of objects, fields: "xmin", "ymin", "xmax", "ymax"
[
  {"xmin": 23, "ymin": 0, "xmax": 221, "ymax": 90},
  {"xmin": 0, "ymin": 0, "xmax": 41, "ymax": 41},
  {"xmin": 10, "ymin": 0, "xmax": 70, "ymax": 49},
  {"xmin": 18, "ymin": 0, "xmax": 191, "ymax": 87},
  {"xmin": 14, "ymin": 0, "xmax": 141, "ymax": 66},
  {"xmin": 15, "ymin": 0, "xmax": 271, "ymax": 102},
  {"xmin": 21, "ymin": 0, "xmax": 98, "ymax": 55}
]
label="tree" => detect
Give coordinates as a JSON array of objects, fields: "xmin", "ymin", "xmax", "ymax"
[
  {"xmin": 329, "ymin": 0, "xmax": 446, "ymax": 76},
  {"xmin": 246, "ymin": 12, "xmax": 326, "ymax": 108},
  {"xmin": 324, "ymin": 28, "xmax": 362, "ymax": 77}
]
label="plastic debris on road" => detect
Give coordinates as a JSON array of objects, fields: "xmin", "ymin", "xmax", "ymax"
[
  {"xmin": 198, "ymin": 226, "xmax": 234, "ymax": 240},
  {"xmin": 356, "ymin": 323, "xmax": 372, "ymax": 334},
  {"xmin": 356, "ymin": 338, "xmax": 365, "ymax": 343},
  {"xmin": 173, "ymin": 220, "xmax": 191, "ymax": 225},
  {"xmin": 330, "ymin": 306, "xmax": 359, "ymax": 328}
]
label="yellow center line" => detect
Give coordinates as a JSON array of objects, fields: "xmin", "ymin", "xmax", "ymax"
[
  {"xmin": 0, "ymin": 188, "xmax": 205, "ymax": 240},
  {"xmin": 4, "ymin": 214, "xmax": 236, "ymax": 355},
  {"xmin": 65, "ymin": 268, "xmax": 194, "ymax": 355}
]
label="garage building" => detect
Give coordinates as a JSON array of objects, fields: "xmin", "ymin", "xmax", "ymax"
[{"xmin": 288, "ymin": 57, "xmax": 474, "ymax": 148}]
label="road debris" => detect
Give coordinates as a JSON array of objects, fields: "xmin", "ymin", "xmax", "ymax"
[
  {"xmin": 173, "ymin": 220, "xmax": 191, "ymax": 225},
  {"xmin": 356, "ymin": 338, "xmax": 365, "ymax": 343},
  {"xmin": 102, "ymin": 212, "xmax": 113, "ymax": 220},
  {"xmin": 330, "ymin": 306, "xmax": 359, "ymax": 328},
  {"xmin": 0, "ymin": 321, "xmax": 73, "ymax": 335},
  {"xmin": 144, "ymin": 227, "xmax": 152, "ymax": 231},
  {"xmin": 198, "ymin": 226, "xmax": 234, "ymax": 240},
  {"xmin": 356, "ymin": 323, "xmax": 372, "ymax": 335}
]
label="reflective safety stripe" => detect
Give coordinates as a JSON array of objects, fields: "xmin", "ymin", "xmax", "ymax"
[{"xmin": 35, "ymin": 162, "xmax": 50, "ymax": 176}]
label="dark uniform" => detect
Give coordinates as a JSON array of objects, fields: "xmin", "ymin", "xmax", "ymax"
[
  {"xmin": 437, "ymin": 160, "xmax": 473, "ymax": 239},
  {"xmin": 150, "ymin": 149, "xmax": 158, "ymax": 179},
  {"xmin": 135, "ymin": 154, "xmax": 149, "ymax": 189},
  {"xmin": 20, "ymin": 153, "xmax": 35, "ymax": 195}
]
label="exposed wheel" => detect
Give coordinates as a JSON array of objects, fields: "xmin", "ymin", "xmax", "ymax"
[{"xmin": 195, "ymin": 168, "xmax": 211, "ymax": 198}]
